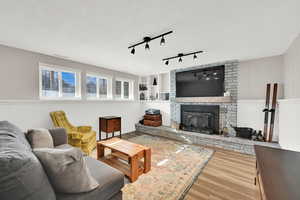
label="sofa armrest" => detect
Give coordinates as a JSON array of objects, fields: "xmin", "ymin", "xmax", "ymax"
[
  {"xmin": 48, "ymin": 128, "xmax": 68, "ymax": 146},
  {"xmin": 77, "ymin": 126, "xmax": 92, "ymax": 133}
]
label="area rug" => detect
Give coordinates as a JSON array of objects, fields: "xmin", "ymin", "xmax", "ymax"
[{"xmin": 117, "ymin": 135, "xmax": 214, "ymax": 200}]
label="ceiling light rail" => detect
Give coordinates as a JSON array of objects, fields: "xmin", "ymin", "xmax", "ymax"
[
  {"xmin": 128, "ymin": 31, "xmax": 173, "ymax": 54},
  {"xmin": 162, "ymin": 50, "xmax": 204, "ymax": 65}
]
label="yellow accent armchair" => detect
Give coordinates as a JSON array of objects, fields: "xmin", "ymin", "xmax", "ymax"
[{"xmin": 50, "ymin": 111, "xmax": 96, "ymax": 155}]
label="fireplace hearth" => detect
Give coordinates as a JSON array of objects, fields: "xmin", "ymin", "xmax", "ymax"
[{"xmin": 181, "ymin": 105, "xmax": 219, "ymax": 134}]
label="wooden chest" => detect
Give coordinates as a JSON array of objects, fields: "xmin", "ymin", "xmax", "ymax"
[
  {"xmin": 144, "ymin": 119, "xmax": 162, "ymax": 127},
  {"xmin": 144, "ymin": 114, "xmax": 162, "ymax": 121}
]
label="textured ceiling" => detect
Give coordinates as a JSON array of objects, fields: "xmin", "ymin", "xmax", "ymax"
[{"xmin": 0, "ymin": 0, "xmax": 299, "ymax": 75}]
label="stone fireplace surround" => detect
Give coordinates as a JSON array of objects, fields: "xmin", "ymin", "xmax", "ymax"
[
  {"xmin": 136, "ymin": 60, "xmax": 281, "ymax": 155},
  {"xmin": 170, "ymin": 60, "xmax": 239, "ymax": 136}
]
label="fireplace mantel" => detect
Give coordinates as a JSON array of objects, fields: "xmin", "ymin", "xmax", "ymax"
[{"xmin": 176, "ymin": 96, "xmax": 232, "ymax": 103}]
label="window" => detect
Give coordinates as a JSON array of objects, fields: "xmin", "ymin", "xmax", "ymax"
[
  {"xmin": 115, "ymin": 79, "xmax": 134, "ymax": 100},
  {"xmin": 86, "ymin": 74, "xmax": 112, "ymax": 100},
  {"xmin": 39, "ymin": 64, "xmax": 81, "ymax": 99},
  {"xmin": 86, "ymin": 76, "xmax": 97, "ymax": 97}
]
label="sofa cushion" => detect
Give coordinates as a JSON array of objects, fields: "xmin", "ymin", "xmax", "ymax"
[
  {"xmin": 27, "ymin": 128, "xmax": 54, "ymax": 148},
  {"xmin": 33, "ymin": 147, "xmax": 99, "ymax": 194},
  {"xmin": 48, "ymin": 128, "xmax": 68, "ymax": 146},
  {"xmin": 0, "ymin": 121, "xmax": 56, "ymax": 200},
  {"xmin": 0, "ymin": 121, "xmax": 31, "ymax": 150},
  {"xmin": 56, "ymin": 157, "xmax": 124, "ymax": 200}
]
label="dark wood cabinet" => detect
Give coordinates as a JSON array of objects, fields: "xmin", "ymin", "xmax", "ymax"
[
  {"xmin": 255, "ymin": 145, "xmax": 300, "ymax": 200},
  {"xmin": 99, "ymin": 116, "xmax": 121, "ymax": 141}
]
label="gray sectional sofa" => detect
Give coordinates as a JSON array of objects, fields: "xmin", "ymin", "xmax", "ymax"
[{"xmin": 0, "ymin": 121, "xmax": 124, "ymax": 200}]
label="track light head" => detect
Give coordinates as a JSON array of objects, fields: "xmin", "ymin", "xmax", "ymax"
[
  {"xmin": 160, "ymin": 36, "xmax": 165, "ymax": 46},
  {"xmin": 143, "ymin": 37, "xmax": 151, "ymax": 50},
  {"xmin": 131, "ymin": 48, "xmax": 135, "ymax": 55},
  {"xmin": 165, "ymin": 60, "xmax": 169, "ymax": 65},
  {"xmin": 145, "ymin": 42, "xmax": 150, "ymax": 50},
  {"xmin": 178, "ymin": 53, "xmax": 183, "ymax": 63},
  {"xmin": 193, "ymin": 54, "xmax": 197, "ymax": 60}
]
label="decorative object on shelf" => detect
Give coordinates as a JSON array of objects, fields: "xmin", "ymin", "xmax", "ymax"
[
  {"xmin": 153, "ymin": 78, "xmax": 157, "ymax": 86},
  {"xmin": 159, "ymin": 92, "xmax": 170, "ymax": 101},
  {"xmin": 149, "ymin": 95, "xmax": 155, "ymax": 101},
  {"xmin": 224, "ymin": 90, "xmax": 231, "ymax": 97},
  {"xmin": 128, "ymin": 31, "xmax": 173, "ymax": 54},
  {"xmin": 163, "ymin": 50, "xmax": 204, "ymax": 65},
  {"xmin": 139, "ymin": 83, "xmax": 148, "ymax": 91},
  {"xmin": 140, "ymin": 92, "xmax": 145, "ymax": 100},
  {"xmin": 221, "ymin": 126, "xmax": 229, "ymax": 137}
]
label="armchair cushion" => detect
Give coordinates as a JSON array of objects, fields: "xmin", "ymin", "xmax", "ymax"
[
  {"xmin": 69, "ymin": 131, "xmax": 84, "ymax": 140},
  {"xmin": 81, "ymin": 131, "xmax": 97, "ymax": 143},
  {"xmin": 77, "ymin": 126, "xmax": 92, "ymax": 133}
]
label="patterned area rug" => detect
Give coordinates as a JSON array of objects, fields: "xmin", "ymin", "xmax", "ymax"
[{"xmin": 93, "ymin": 135, "xmax": 213, "ymax": 200}]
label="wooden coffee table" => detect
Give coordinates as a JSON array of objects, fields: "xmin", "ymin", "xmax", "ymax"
[{"xmin": 97, "ymin": 138, "xmax": 151, "ymax": 182}]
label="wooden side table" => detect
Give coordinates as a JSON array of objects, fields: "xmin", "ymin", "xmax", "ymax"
[{"xmin": 99, "ymin": 116, "xmax": 121, "ymax": 141}]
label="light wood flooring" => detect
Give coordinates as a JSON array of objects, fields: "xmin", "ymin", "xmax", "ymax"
[
  {"xmin": 184, "ymin": 147, "xmax": 258, "ymax": 200},
  {"xmin": 98, "ymin": 132, "xmax": 258, "ymax": 200}
]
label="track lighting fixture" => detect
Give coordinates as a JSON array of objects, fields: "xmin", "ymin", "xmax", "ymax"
[
  {"xmin": 162, "ymin": 50, "xmax": 204, "ymax": 65},
  {"xmin": 128, "ymin": 31, "xmax": 173, "ymax": 54},
  {"xmin": 131, "ymin": 47, "xmax": 135, "ymax": 55},
  {"xmin": 165, "ymin": 60, "xmax": 169, "ymax": 65}
]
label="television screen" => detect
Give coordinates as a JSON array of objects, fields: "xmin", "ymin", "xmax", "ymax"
[{"xmin": 176, "ymin": 65, "xmax": 225, "ymax": 97}]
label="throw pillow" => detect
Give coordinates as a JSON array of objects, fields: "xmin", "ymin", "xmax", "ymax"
[
  {"xmin": 33, "ymin": 147, "xmax": 99, "ymax": 194},
  {"xmin": 27, "ymin": 128, "xmax": 54, "ymax": 148}
]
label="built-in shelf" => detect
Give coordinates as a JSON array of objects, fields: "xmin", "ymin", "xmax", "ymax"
[
  {"xmin": 138, "ymin": 72, "xmax": 170, "ymax": 102},
  {"xmin": 176, "ymin": 96, "xmax": 232, "ymax": 103}
]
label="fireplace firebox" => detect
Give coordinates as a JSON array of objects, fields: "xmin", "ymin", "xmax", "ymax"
[{"xmin": 181, "ymin": 105, "xmax": 219, "ymax": 134}]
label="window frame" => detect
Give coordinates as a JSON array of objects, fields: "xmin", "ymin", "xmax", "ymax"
[
  {"xmin": 39, "ymin": 63, "xmax": 81, "ymax": 100},
  {"xmin": 114, "ymin": 78, "xmax": 134, "ymax": 100},
  {"xmin": 86, "ymin": 73, "xmax": 112, "ymax": 100}
]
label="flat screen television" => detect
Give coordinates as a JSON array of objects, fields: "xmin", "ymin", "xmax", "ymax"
[{"xmin": 176, "ymin": 65, "xmax": 225, "ymax": 97}]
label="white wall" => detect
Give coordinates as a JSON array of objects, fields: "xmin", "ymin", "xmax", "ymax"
[
  {"xmin": 238, "ymin": 55, "xmax": 284, "ymax": 100},
  {"xmin": 277, "ymin": 34, "xmax": 300, "ymax": 152},
  {"xmin": 278, "ymin": 99, "xmax": 300, "ymax": 152},
  {"xmin": 284, "ymin": 34, "xmax": 300, "ymax": 99},
  {"xmin": 237, "ymin": 100, "xmax": 279, "ymax": 141},
  {"xmin": 0, "ymin": 44, "xmax": 138, "ymax": 100},
  {"xmin": 0, "ymin": 44, "xmax": 141, "ymax": 136},
  {"xmin": 0, "ymin": 100, "xmax": 141, "ymax": 138}
]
